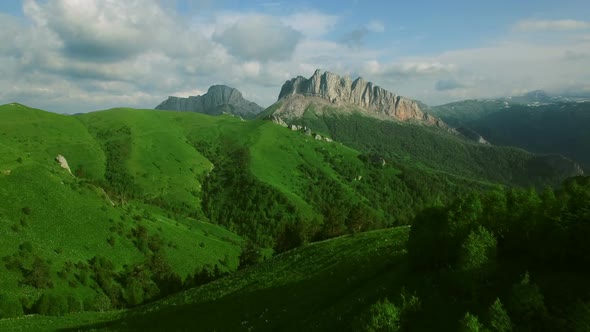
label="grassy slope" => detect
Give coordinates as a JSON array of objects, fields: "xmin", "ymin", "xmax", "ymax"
[
  {"xmin": 0, "ymin": 104, "xmax": 413, "ymax": 314},
  {"xmin": 77, "ymin": 109, "xmax": 213, "ymax": 211},
  {"xmin": 0, "ymin": 227, "xmax": 412, "ymax": 331},
  {"xmin": 0, "ymin": 104, "xmax": 242, "ymax": 310}
]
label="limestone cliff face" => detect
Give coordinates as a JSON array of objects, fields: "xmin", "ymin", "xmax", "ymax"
[
  {"xmin": 156, "ymin": 85, "xmax": 263, "ymax": 118},
  {"xmin": 276, "ymin": 69, "xmax": 446, "ymax": 127}
]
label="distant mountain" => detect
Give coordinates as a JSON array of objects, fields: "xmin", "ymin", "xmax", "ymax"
[
  {"xmin": 431, "ymin": 94, "xmax": 590, "ymax": 171},
  {"xmin": 266, "ymin": 69, "xmax": 447, "ymax": 127},
  {"xmin": 156, "ymin": 85, "xmax": 263, "ymax": 119},
  {"xmin": 261, "ymin": 72, "xmax": 583, "ymax": 187}
]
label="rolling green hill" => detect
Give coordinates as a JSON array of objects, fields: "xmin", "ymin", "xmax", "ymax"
[
  {"xmin": 5, "ymin": 176, "xmax": 590, "ymax": 331},
  {"xmin": 0, "ymin": 103, "xmax": 496, "ymax": 320},
  {"xmin": 0, "ymin": 104, "xmax": 244, "ymax": 317}
]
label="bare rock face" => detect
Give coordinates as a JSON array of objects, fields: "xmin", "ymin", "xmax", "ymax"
[
  {"xmin": 156, "ymin": 85, "xmax": 264, "ymax": 119},
  {"xmin": 276, "ymin": 69, "xmax": 446, "ymax": 127},
  {"xmin": 55, "ymin": 155, "xmax": 73, "ymax": 175}
]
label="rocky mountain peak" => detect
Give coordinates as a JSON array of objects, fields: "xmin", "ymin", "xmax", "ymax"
[
  {"xmin": 276, "ymin": 69, "xmax": 446, "ymax": 126},
  {"xmin": 156, "ymin": 85, "xmax": 263, "ymax": 118}
]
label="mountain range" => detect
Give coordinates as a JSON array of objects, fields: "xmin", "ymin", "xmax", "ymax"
[
  {"xmin": 1, "ymin": 69, "xmax": 589, "ymax": 331},
  {"xmin": 431, "ymin": 91, "xmax": 590, "ymax": 171}
]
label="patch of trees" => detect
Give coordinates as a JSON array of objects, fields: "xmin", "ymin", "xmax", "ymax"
[
  {"xmin": 322, "ymin": 114, "xmax": 569, "ymax": 187},
  {"xmin": 92, "ymin": 126, "xmax": 140, "ymax": 199},
  {"xmin": 404, "ymin": 176, "xmax": 590, "ymax": 331},
  {"xmin": 196, "ymin": 136, "xmax": 486, "ymax": 255},
  {"xmin": 197, "ymin": 142, "xmax": 302, "ymax": 250},
  {"xmin": 1, "ymin": 222, "xmax": 229, "ymax": 317}
]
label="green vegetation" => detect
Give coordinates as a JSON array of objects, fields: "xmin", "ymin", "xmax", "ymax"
[
  {"xmin": 432, "ymin": 100, "xmax": 590, "ymax": 171},
  {"xmin": 1, "ymin": 102, "xmax": 588, "ymax": 331},
  {"xmin": 0, "ymin": 103, "xmax": 482, "ymax": 320},
  {"xmin": 3, "ymin": 176, "xmax": 590, "ymax": 331},
  {"xmin": 0, "ymin": 104, "xmax": 241, "ymax": 317},
  {"xmin": 320, "ymin": 112, "xmax": 579, "ymax": 187}
]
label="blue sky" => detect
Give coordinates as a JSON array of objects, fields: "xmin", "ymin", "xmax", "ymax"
[{"xmin": 1, "ymin": 0, "xmax": 590, "ymax": 113}]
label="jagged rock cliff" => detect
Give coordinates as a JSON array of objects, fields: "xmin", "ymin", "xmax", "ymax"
[
  {"xmin": 273, "ymin": 69, "xmax": 446, "ymax": 127},
  {"xmin": 156, "ymin": 85, "xmax": 263, "ymax": 118}
]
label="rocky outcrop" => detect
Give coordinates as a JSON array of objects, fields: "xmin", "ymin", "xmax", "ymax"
[
  {"xmin": 156, "ymin": 85, "xmax": 264, "ymax": 119},
  {"xmin": 55, "ymin": 155, "xmax": 73, "ymax": 175},
  {"xmin": 276, "ymin": 69, "xmax": 446, "ymax": 127}
]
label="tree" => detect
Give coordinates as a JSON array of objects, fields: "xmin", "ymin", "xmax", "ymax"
[
  {"xmin": 459, "ymin": 312, "xmax": 483, "ymax": 332},
  {"xmin": 458, "ymin": 226, "xmax": 497, "ymax": 275},
  {"xmin": 35, "ymin": 292, "xmax": 68, "ymax": 316},
  {"xmin": 508, "ymin": 272, "xmax": 547, "ymax": 330},
  {"xmin": 346, "ymin": 204, "xmax": 375, "ymax": 234},
  {"xmin": 568, "ymin": 301, "xmax": 590, "ymax": 332},
  {"xmin": 274, "ymin": 219, "xmax": 306, "ymax": 253},
  {"xmin": 360, "ymin": 298, "xmax": 400, "ymax": 332},
  {"xmin": 488, "ymin": 298, "xmax": 512, "ymax": 332},
  {"xmin": 238, "ymin": 240, "xmax": 264, "ymax": 269},
  {"xmin": 24, "ymin": 256, "xmax": 53, "ymax": 288}
]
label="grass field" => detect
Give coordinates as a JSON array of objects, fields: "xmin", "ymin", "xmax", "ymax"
[{"xmin": 0, "ymin": 227, "xmax": 412, "ymax": 331}]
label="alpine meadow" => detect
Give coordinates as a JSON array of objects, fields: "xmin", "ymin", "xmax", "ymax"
[{"xmin": 1, "ymin": 1, "xmax": 590, "ymax": 331}]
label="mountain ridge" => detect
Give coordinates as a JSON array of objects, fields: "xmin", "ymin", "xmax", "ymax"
[
  {"xmin": 431, "ymin": 98, "xmax": 590, "ymax": 171},
  {"xmin": 155, "ymin": 85, "xmax": 263, "ymax": 118},
  {"xmin": 271, "ymin": 69, "xmax": 447, "ymax": 127}
]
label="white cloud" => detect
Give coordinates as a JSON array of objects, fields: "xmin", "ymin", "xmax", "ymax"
[
  {"xmin": 369, "ymin": 39, "xmax": 590, "ymax": 104},
  {"xmin": 23, "ymin": 0, "xmax": 184, "ymax": 61},
  {"xmin": 364, "ymin": 60, "xmax": 456, "ymax": 77},
  {"xmin": 213, "ymin": 15, "xmax": 302, "ymax": 62},
  {"xmin": 2, "ymin": 3, "xmax": 590, "ymax": 113},
  {"xmin": 514, "ymin": 19, "xmax": 590, "ymax": 32},
  {"xmin": 283, "ymin": 11, "xmax": 339, "ymax": 38}
]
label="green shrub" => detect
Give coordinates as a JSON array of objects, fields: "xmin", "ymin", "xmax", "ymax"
[
  {"xmin": 360, "ymin": 298, "xmax": 400, "ymax": 332},
  {"xmin": 35, "ymin": 292, "xmax": 69, "ymax": 316},
  {"xmin": 488, "ymin": 298, "xmax": 512, "ymax": 332},
  {"xmin": 459, "ymin": 312, "xmax": 483, "ymax": 332},
  {"xmin": 23, "ymin": 256, "xmax": 53, "ymax": 288}
]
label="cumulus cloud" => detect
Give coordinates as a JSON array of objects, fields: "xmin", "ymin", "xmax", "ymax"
[
  {"xmin": 283, "ymin": 11, "xmax": 339, "ymax": 38},
  {"xmin": 514, "ymin": 19, "xmax": 590, "ymax": 32},
  {"xmin": 2, "ymin": 2, "xmax": 590, "ymax": 112},
  {"xmin": 23, "ymin": 0, "xmax": 180, "ymax": 61},
  {"xmin": 1, "ymin": 0, "xmax": 238, "ymax": 112},
  {"xmin": 213, "ymin": 15, "xmax": 302, "ymax": 62},
  {"xmin": 370, "ymin": 38, "xmax": 590, "ymax": 104}
]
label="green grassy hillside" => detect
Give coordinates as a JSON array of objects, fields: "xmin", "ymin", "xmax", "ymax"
[
  {"xmin": 0, "ymin": 226, "xmax": 412, "ymax": 331},
  {"xmin": 0, "ymin": 104, "xmax": 243, "ymax": 317},
  {"xmin": 0, "ymin": 103, "xmax": 480, "ymax": 319},
  {"xmin": 4, "ymin": 176, "xmax": 590, "ymax": 332},
  {"xmin": 2, "ymin": 102, "xmax": 589, "ymax": 330}
]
